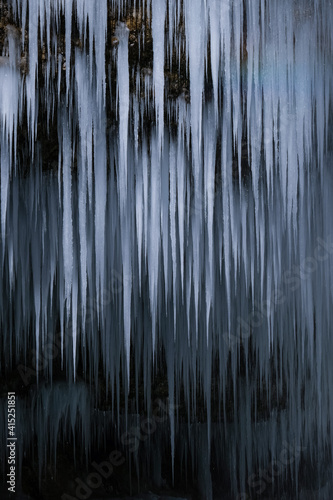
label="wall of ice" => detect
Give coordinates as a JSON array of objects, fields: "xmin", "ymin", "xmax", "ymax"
[{"xmin": 1, "ymin": 0, "xmax": 333, "ymax": 497}]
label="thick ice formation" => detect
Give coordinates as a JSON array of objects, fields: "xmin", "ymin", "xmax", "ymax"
[{"xmin": 1, "ymin": 0, "xmax": 333, "ymax": 496}]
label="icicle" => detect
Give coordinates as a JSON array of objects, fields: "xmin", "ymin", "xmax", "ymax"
[
  {"xmin": 75, "ymin": 49, "xmax": 89, "ymax": 331},
  {"xmin": 116, "ymin": 22, "xmax": 130, "ymax": 211},
  {"xmin": 26, "ymin": 0, "xmax": 38, "ymax": 152},
  {"xmin": 148, "ymin": 136, "xmax": 161, "ymax": 355},
  {"xmin": 152, "ymin": 0, "xmax": 166, "ymax": 153},
  {"xmin": 64, "ymin": 0, "xmax": 73, "ymax": 99},
  {"xmin": 116, "ymin": 22, "xmax": 132, "ymax": 386},
  {"xmin": 0, "ymin": 27, "xmax": 20, "ymax": 243},
  {"xmin": 61, "ymin": 112, "xmax": 74, "ymax": 367},
  {"xmin": 208, "ymin": 0, "xmax": 221, "ymax": 123},
  {"xmin": 169, "ymin": 139, "xmax": 177, "ymax": 331},
  {"xmin": 94, "ymin": 115, "xmax": 107, "ymax": 322}
]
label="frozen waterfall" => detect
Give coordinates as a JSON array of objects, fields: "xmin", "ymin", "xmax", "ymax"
[{"xmin": 1, "ymin": 0, "xmax": 333, "ymax": 498}]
